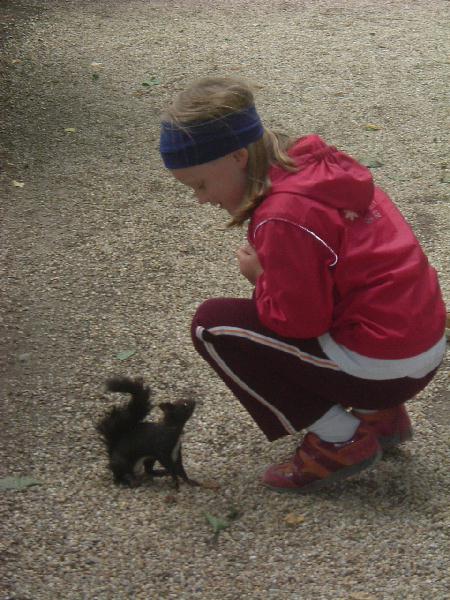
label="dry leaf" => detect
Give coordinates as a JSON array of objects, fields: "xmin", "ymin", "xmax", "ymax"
[
  {"xmin": 284, "ymin": 513, "xmax": 305, "ymax": 526},
  {"xmin": 364, "ymin": 123, "xmax": 382, "ymax": 131},
  {"xmin": 164, "ymin": 494, "xmax": 177, "ymax": 504},
  {"xmin": 12, "ymin": 180, "xmax": 24, "ymax": 188},
  {"xmin": 200, "ymin": 479, "xmax": 221, "ymax": 491},
  {"xmin": 64, "ymin": 128, "xmax": 77, "ymax": 133}
]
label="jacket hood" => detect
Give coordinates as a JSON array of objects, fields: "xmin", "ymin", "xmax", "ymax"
[{"xmin": 269, "ymin": 135, "xmax": 374, "ymax": 213}]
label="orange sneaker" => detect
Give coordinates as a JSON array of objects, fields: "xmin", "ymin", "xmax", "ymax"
[
  {"xmin": 262, "ymin": 424, "xmax": 382, "ymax": 493},
  {"xmin": 351, "ymin": 405, "xmax": 413, "ymax": 450}
]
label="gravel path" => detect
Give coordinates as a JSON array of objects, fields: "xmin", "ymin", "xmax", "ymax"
[{"xmin": 1, "ymin": 1, "xmax": 449, "ymax": 599}]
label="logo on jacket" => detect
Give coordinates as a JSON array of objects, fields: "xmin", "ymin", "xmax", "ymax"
[{"xmin": 343, "ymin": 210, "xmax": 359, "ymax": 221}]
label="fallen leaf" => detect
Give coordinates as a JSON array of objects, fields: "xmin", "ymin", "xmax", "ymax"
[
  {"xmin": 12, "ymin": 180, "xmax": 24, "ymax": 188},
  {"xmin": 142, "ymin": 76, "xmax": 160, "ymax": 87},
  {"xmin": 90, "ymin": 62, "xmax": 103, "ymax": 69},
  {"xmin": 364, "ymin": 123, "xmax": 382, "ymax": 131},
  {"xmin": 200, "ymin": 479, "xmax": 221, "ymax": 491},
  {"xmin": 205, "ymin": 509, "xmax": 240, "ymax": 544},
  {"xmin": 359, "ymin": 157, "xmax": 384, "ymax": 168},
  {"xmin": 116, "ymin": 349, "xmax": 136, "ymax": 361},
  {"xmin": 0, "ymin": 476, "xmax": 41, "ymax": 491},
  {"xmin": 64, "ymin": 128, "xmax": 77, "ymax": 133},
  {"xmin": 284, "ymin": 513, "xmax": 305, "ymax": 526},
  {"xmin": 205, "ymin": 513, "xmax": 230, "ymax": 537},
  {"xmin": 164, "ymin": 494, "xmax": 177, "ymax": 504}
]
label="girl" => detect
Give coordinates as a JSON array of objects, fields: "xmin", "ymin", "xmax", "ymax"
[{"xmin": 159, "ymin": 77, "xmax": 446, "ymax": 493}]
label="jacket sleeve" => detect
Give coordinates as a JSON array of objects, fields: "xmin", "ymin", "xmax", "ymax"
[{"xmin": 253, "ymin": 219, "xmax": 336, "ymax": 339}]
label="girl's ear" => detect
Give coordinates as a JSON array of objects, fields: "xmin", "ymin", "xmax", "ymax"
[{"xmin": 232, "ymin": 147, "xmax": 249, "ymax": 169}]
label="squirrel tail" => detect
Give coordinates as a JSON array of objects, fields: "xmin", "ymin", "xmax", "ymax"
[{"xmin": 96, "ymin": 377, "xmax": 152, "ymax": 446}]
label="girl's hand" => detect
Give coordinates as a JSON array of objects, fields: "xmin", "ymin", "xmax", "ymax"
[{"xmin": 236, "ymin": 243, "xmax": 263, "ymax": 285}]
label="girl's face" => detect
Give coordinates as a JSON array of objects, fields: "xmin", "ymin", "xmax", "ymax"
[{"xmin": 171, "ymin": 149, "xmax": 248, "ymax": 216}]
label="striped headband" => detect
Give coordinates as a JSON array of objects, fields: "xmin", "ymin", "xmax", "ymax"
[{"xmin": 159, "ymin": 105, "xmax": 264, "ymax": 169}]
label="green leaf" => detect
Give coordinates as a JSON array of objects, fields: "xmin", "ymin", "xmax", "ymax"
[
  {"xmin": 142, "ymin": 76, "xmax": 160, "ymax": 87},
  {"xmin": 116, "ymin": 349, "xmax": 136, "ymax": 361},
  {"xmin": 92, "ymin": 73, "xmax": 100, "ymax": 81},
  {"xmin": 359, "ymin": 157, "xmax": 384, "ymax": 169},
  {"xmin": 205, "ymin": 513, "xmax": 230, "ymax": 535},
  {"xmin": 440, "ymin": 172, "xmax": 450, "ymax": 184},
  {"xmin": 0, "ymin": 476, "xmax": 41, "ymax": 491}
]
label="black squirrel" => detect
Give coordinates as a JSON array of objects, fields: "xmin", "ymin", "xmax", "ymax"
[{"xmin": 96, "ymin": 376, "xmax": 198, "ymax": 489}]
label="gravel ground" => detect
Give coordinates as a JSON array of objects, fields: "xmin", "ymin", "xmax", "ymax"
[{"xmin": 1, "ymin": 1, "xmax": 449, "ymax": 599}]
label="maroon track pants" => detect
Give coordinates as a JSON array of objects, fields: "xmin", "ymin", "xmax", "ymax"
[{"xmin": 191, "ymin": 298, "xmax": 437, "ymax": 442}]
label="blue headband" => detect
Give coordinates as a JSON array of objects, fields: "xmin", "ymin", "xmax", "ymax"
[{"xmin": 159, "ymin": 105, "xmax": 264, "ymax": 169}]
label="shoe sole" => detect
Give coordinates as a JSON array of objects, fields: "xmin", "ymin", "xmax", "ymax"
[{"xmin": 262, "ymin": 449, "xmax": 383, "ymax": 494}]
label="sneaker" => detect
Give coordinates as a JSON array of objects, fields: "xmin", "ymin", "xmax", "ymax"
[
  {"xmin": 262, "ymin": 424, "xmax": 382, "ymax": 493},
  {"xmin": 351, "ymin": 405, "xmax": 413, "ymax": 450}
]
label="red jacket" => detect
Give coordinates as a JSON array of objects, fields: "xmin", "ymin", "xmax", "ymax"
[{"xmin": 248, "ymin": 136, "xmax": 446, "ymax": 375}]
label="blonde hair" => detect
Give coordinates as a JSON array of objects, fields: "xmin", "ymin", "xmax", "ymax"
[{"xmin": 161, "ymin": 76, "xmax": 298, "ymax": 226}]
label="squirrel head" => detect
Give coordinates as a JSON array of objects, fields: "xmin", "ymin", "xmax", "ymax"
[{"xmin": 159, "ymin": 399, "xmax": 196, "ymax": 425}]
